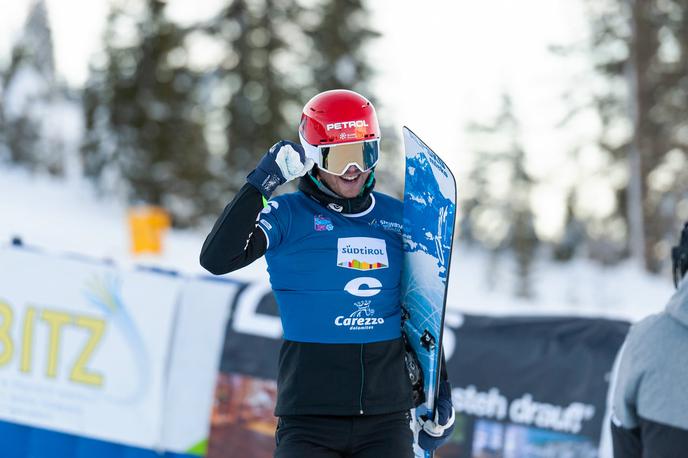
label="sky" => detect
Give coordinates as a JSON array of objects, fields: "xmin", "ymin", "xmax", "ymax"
[{"xmin": 0, "ymin": 0, "xmax": 604, "ymax": 240}]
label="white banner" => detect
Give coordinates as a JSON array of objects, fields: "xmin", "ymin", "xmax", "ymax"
[
  {"xmin": 161, "ymin": 275, "xmax": 238, "ymax": 454},
  {"xmin": 0, "ymin": 246, "xmax": 180, "ymax": 449}
]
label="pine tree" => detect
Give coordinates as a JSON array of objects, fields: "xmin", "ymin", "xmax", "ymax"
[
  {"xmin": 466, "ymin": 95, "xmax": 539, "ymax": 298},
  {"xmin": 305, "ymin": 0, "xmax": 400, "ymax": 195},
  {"xmin": 215, "ymin": 0, "xmax": 305, "ymax": 194},
  {"xmin": 304, "ymin": 0, "xmax": 377, "ymax": 93},
  {"xmin": 206, "ymin": 0, "xmax": 394, "ymax": 197},
  {"xmin": 1, "ymin": 0, "xmax": 66, "ymax": 174},
  {"xmin": 82, "ymin": 0, "xmax": 216, "ymax": 226},
  {"xmin": 585, "ymin": 0, "xmax": 688, "ymax": 272}
]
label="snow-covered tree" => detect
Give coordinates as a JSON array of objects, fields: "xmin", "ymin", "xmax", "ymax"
[
  {"xmin": 465, "ymin": 95, "xmax": 539, "ymax": 298},
  {"xmin": 210, "ymin": 0, "xmax": 307, "ymax": 194},
  {"xmin": 205, "ymin": 0, "xmax": 393, "ymax": 196},
  {"xmin": 1, "ymin": 0, "xmax": 82, "ymax": 177},
  {"xmin": 583, "ymin": 0, "xmax": 688, "ymax": 272},
  {"xmin": 82, "ymin": 0, "xmax": 216, "ymax": 226},
  {"xmin": 305, "ymin": 0, "xmax": 400, "ymax": 196}
]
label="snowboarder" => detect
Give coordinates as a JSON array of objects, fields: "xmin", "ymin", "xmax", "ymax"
[
  {"xmin": 610, "ymin": 221, "xmax": 688, "ymax": 457},
  {"xmin": 200, "ymin": 89, "xmax": 455, "ymax": 457}
]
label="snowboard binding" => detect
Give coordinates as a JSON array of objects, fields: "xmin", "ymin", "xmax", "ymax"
[
  {"xmin": 402, "ymin": 330, "xmax": 426, "ymax": 407},
  {"xmin": 420, "ymin": 329, "xmax": 436, "ymax": 351}
]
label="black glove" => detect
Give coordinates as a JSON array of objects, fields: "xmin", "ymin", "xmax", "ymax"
[{"xmin": 418, "ymin": 380, "xmax": 456, "ymax": 451}]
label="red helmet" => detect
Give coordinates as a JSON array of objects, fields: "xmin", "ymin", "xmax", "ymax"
[{"xmin": 299, "ymin": 90, "xmax": 381, "ymax": 175}]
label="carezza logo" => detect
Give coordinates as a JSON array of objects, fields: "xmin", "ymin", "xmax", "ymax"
[
  {"xmin": 334, "ymin": 300, "xmax": 384, "ymax": 330},
  {"xmin": 326, "ymin": 120, "xmax": 369, "ymax": 131}
]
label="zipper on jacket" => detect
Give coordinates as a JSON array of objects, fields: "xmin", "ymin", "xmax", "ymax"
[{"xmin": 359, "ymin": 344, "xmax": 365, "ymax": 415}]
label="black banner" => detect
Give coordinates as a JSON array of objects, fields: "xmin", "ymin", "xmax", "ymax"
[
  {"xmin": 443, "ymin": 314, "xmax": 629, "ymax": 457},
  {"xmin": 210, "ymin": 285, "xmax": 630, "ymax": 458}
]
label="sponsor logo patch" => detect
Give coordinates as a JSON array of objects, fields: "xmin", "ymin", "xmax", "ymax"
[
  {"xmin": 369, "ymin": 218, "xmax": 403, "ymax": 235},
  {"xmin": 326, "ymin": 120, "xmax": 370, "ymax": 131},
  {"xmin": 337, "ymin": 237, "xmax": 388, "ymax": 270},
  {"xmin": 314, "ymin": 214, "xmax": 334, "ymax": 232},
  {"xmin": 334, "ymin": 300, "xmax": 384, "ymax": 331},
  {"xmin": 344, "ymin": 277, "xmax": 382, "ymax": 297}
]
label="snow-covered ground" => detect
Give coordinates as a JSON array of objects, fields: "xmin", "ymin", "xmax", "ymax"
[{"xmin": 0, "ymin": 165, "xmax": 674, "ymax": 323}]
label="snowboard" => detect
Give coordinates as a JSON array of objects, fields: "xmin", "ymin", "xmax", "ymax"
[{"xmin": 400, "ymin": 127, "xmax": 457, "ymax": 458}]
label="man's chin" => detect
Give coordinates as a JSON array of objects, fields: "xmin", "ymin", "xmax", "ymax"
[
  {"xmin": 318, "ymin": 171, "xmax": 369, "ymax": 199},
  {"xmin": 336, "ymin": 184, "xmax": 363, "ymax": 199},
  {"xmin": 340, "ymin": 192, "xmax": 359, "ymax": 199}
]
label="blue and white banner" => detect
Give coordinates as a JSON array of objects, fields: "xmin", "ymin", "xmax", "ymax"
[
  {"xmin": 0, "ymin": 247, "xmax": 180, "ymax": 449},
  {"xmin": 0, "ymin": 245, "xmax": 234, "ymax": 457}
]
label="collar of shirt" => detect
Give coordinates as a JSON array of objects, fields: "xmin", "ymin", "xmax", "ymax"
[{"xmin": 298, "ymin": 172, "xmax": 375, "ymax": 215}]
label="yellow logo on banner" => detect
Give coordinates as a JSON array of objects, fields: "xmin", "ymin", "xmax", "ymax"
[{"xmin": 0, "ymin": 300, "xmax": 106, "ymax": 387}]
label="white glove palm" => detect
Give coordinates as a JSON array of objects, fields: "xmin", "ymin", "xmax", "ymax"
[
  {"xmin": 274, "ymin": 142, "xmax": 314, "ymax": 182},
  {"xmin": 247, "ymin": 140, "xmax": 315, "ymax": 197}
]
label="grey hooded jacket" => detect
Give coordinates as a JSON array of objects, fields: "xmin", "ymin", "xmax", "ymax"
[{"xmin": 611, "ymin": 278, "xmax": 688, "ymax": 457}]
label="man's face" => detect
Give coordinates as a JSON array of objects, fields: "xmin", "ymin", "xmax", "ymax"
[{"xmin": 317, "ymin": 165, "xmax": 372, "ymax": 199}]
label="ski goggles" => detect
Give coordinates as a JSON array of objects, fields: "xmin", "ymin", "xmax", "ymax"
[{"xmin": 305, "ymin": 139, "xmax": 380, "ymax": 176}]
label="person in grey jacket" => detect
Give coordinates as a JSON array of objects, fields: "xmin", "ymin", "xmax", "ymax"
[{"xmin": 610, "ymin": 221, "xmax": 688, "ymax": 457}]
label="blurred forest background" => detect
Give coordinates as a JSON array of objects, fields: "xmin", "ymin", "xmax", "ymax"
[{"xmin": 0, "ymin": 0, "xmax": 687, "ymax": 297}]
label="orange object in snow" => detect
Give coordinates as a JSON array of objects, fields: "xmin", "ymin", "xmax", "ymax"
[{"xmin": 128, "ymin": 206, "xmax": 171, "ymax": 255}]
